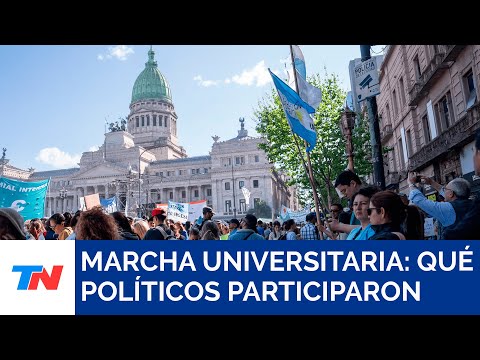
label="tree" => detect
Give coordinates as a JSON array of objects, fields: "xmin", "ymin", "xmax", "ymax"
[
  {"xmin": 247, "ymin": 200, "xmax": 272, "ymax": 219},
  {"xmin": 254, "ymin": 71, "xmax": 372, "ymax": 210}
]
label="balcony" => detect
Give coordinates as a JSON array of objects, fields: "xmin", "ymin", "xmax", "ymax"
[
  {"xmin": 408, "ymin": 50, "xmax": 451, "ymax": 106},
  {"xmin": 409, "ymin": 102, "xmax": 480, "ymax": 170},
  {"xmin": 442, "ymin": 45, "xmax": 466, "ymax": 63},
  {"xmin": 380, "ymin": 124, "xmax": 393, "ymax": 144}
]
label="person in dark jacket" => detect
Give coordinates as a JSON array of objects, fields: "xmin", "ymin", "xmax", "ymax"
[
  {"xmin": 111, "ymin": 211, "xmax": 140, "ymax": 240},
  {"xmin": 408, "ymin": 173, "xmax": 473, "ymax": 239},
  {"xmin": 367, "ymin": 190, "xmax": 423, "ymax": 240},
  {"xmin": 443, "ymin": 129, "xmax": 480, "ymax": 240}
]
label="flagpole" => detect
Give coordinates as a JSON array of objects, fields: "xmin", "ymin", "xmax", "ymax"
[{"xmin": 289, "ymin": 45, "xmax": 324, "ymax": 239}]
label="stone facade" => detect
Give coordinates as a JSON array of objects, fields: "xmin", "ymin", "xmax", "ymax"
[
  {"xmin": 377, "ymin": 45, "xmax": 480, "ymax": 194},
  {"xmin": 4, "ymin": 49, "xmax": 298, "ymax": 220}
]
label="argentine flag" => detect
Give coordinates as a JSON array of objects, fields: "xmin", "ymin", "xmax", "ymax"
[
  {"xmin": 290, "ymin": 45, "xmax": 322, "ymax": 110},
  {"xmin": 269, "ymin": 69, "xmax": 317, "ymax": 152}
]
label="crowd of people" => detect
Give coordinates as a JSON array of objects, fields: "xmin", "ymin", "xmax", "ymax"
[{"xmin": 1, "ymin": 131, "xmax": 479, "ymax": 241}]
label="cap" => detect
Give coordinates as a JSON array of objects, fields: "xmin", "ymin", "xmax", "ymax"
[
  {"xmin": 229, "ymin": 218, "xmax": 240, "ymax": 227},
  {"xmin": 151, "ymin": 208, "xmax": 166, "ymax": 217},
  {"xmin": 202, "ymin": 206, "xmax": 215, "ymax": 214},
  {"xmin": 0, "ymin": 207, "xmax": 26, "ymax": 239}
]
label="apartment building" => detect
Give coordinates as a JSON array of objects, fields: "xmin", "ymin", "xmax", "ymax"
[{"xmin": 376, "ymin": 45, "xmax": 480, "ymax": 196}]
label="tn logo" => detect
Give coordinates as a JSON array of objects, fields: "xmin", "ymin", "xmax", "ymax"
[{"xmin": 12, "ymin": 265, "xmax": 63, "ymax": 290}]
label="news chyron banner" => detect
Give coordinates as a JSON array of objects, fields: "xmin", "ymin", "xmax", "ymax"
[{"xmin": 2, "ymin": 241, "xmax": 480, "ymax": 315}]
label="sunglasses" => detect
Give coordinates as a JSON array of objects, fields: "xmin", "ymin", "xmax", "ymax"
[{"xmin": 367, "ymin": 208, "xmax": 381, "ymax": 216}]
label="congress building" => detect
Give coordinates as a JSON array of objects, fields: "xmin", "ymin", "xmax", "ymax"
[{"xmin": 0, "ymin": 47, "xmax": 298, "ymax": 221}]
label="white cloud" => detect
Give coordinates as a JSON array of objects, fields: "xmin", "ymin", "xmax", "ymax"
[
  {"xmin": 89, "ymin": 145, "xmax": 100, "ymax": 152},
  {"xmin": 193, "ymin": 75, "xmax": 220, "ymax": 87},
  {"xmin": 227, "ymin": 60, "xmax": 272, "ymax": 87},
  {"xmin": 35, "ymin": 148, "xmax": 81, "ymax": 169},
  {"xmin": 97, "ymin": 45, "xmax": 134, "ymax": 61}
]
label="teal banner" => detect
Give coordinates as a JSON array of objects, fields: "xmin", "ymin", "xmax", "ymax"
[{"xmin": 0, "ymin": 177, "xmax": 50, "ymax": 221}]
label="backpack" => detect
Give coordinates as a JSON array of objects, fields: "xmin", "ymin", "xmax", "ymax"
[{"xmin": 156, "ymin": 226, "xmax": 176, "ymax": 240}]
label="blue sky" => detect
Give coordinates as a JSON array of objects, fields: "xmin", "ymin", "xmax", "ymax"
[{"xmin": 0, "ymin": 45, "xmax": 385, "ymax": 172}]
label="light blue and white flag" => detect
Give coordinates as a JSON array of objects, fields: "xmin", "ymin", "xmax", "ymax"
[
  {"xmin": 269, "ymin": 69, "xmax": 317, "ymax": 152},
  {"xmin": 0, "ymin": 177, "xmax": 49, "ymax": 221},
  {"xmin": 290, "ymin": 45, "xmax": 322, "ymax": 110}
]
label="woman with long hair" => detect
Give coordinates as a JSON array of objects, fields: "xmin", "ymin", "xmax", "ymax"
[
  {"xmin": 75, "ymin": 207, "xmax": 121, "ymax": 240},
  {"xmin": 367, "ymin": 190, "xmax": 423, "ymax": 240}
]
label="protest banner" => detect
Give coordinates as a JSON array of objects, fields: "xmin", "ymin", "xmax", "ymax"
[{"xmin": 0, "ymin": 176, "xmax": 49, "ymax": 220}]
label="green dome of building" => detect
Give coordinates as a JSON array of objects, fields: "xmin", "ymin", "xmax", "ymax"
[{"xmin": 131, "ymin": 47, "xmax": 171, "ymax": 104}]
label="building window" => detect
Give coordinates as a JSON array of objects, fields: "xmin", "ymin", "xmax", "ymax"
[
  {"xmin": 157, "ymin": 193, "xmax": 161, "ymax": 201},
  {"xmin": 141, "ymin": 116, "xmax": 145, "ymax": 126},
  {"xmin": 194, "ymin": 190, "xmax": 199, "ymax": 197},
  {"xmin": 406, "ymin": 129, "xmax": 413, "ymax": 157},
  {"xmin": 253, "ymin": 180, "xmax": 259, "ymax": 188},
  {"xmin": 399, "ymin": 77, "xmax": 406, "ymax": 107},
  {"xmin": 153, "ymin": 115, "xmax": 157, "ymax": 126},
  {"xmin": 464, "ymin": 70, "xmax": 477, "ymax": 110},
  {"xmin": 422, "ymin": 114, "xmax": 431, "ymax": 144},
  {"xmin": 225, "ymin": 200, "xmax": 232, "ymax": 213},
  {"xmin": 207, "ymin": 189, "xmax": 212, "ymax": 196},
  {"xmin": 169, "ymin": 192, "xmax": 173, "ymax": 200},
  {"xmin": 164, "ymin": 117, "xmax": 168, "ymax": 127},
  {"xmin": 239, "ymin": 180, "xmax": 244, "ymax": 189},
  {"xmin": 254, "ymin": 155, "xmax": 259, "ymax": 162},
  {"xmin": 392, "ymin": 89, "xmax": 398, "ymax": 117},
  {"xmin": 235, "ymin": 156, "xmax": 245, "ymax": 165},
  {"xmin": 146, "ymin": 115, "xmax": 150, "ymax": 126},
  {"xmin": 225, "ymin": 182, "xmax": 230, "ymax": 191},
  {"xmin": 178, "ymin": 170, "xmax": 184, "ymax": 175},
  {"xmin": 136, "ymin": 117, "xmax": 139, "ymax": 127},
  {"xmin": 159, "ymin": 115, "xmax": 162, "ymax": 126},
  {"xmin": 413, "ymin": 55, "xmax": 422, "ymax": 81},
  {"xmin": 181, "ymin": 191, "xmax": 186, "ymax": 198},
  {"xmin": 204, "ymin": 168, "xmax": 208, "ymax": 174},
  {"xmin": 239, "ymin": 199, "xmax": 246, "ymax": 212}
]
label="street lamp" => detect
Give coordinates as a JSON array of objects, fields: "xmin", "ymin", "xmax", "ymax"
[
  {"xmin": 340, "ymin": 105, "xmax": 357, "ymax": 173},
  {"xmin": 138, "ymin": 145, "xmax": 159, "ymax": 218}
]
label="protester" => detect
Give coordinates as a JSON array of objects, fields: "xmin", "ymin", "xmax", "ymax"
[
  {"xmin": 229, "ymin": 214, "xmax": 265, "ymax": 240},
  {"xmin": 75, "ymin": 206, "xmax": 121, "ymax": 240},
  {"xmin": 300, "ymin": 212, "xmax": 321, "ymax": 240},
  {"xmin": 201, "ymin": 221, "xmax": 221, "ymax": 240},
  {"xmin": 132, "ymin": 220, "xmax": 150, "ymax": 240},
  {"xmin": 0, "ymin": 207, "xmax": 26, "ymax": 239},
  {"xmin": 283, "ymin": 219, "xmax": 299, "ymax": 240},
  {"xmin": 408, "ymin": 172, "xmax": 473, "ymax": 239},
  {"xmin": 173, "ymin": 221, "xmax": 187, "ymax": 240},
  {"xmin": 28, "ymin": 218, "xmax": 46, "ymax": 240},
  {"xmin": 329, "ymin": 170, "xmax": 364, "ymax": 235},
  {"xmin": 196, "ymin": 207, "xmax": 219, "ymax": 239},
  {"xmin": 346, "ymin": 186, "xmax": 380, "ymax": 240},
  {"xmin": 188, "ymin": 227, "xmax": 201, "ymax": 240},
  {"xmin": 367, "ymin": 190, "xmax": 423, "ymax": 240},
  {"xmin": 443, "ymin": 129, "xmax": 480, "ymax": 239},
  {"xmin": 49, "ymin": 213, "xmax": 73, "ymax": 240},
  {"xmin": 65, "ymin": 210, "xmax": 82, "ymax": 240},
  {"xmin": 228, "ymin": 218, "xmax": 240, "ymax": 239},
  {"xmin": 268, "ymin": 220, "xmax": 283, "ymax": 240},
  {"xmin": 143, "ymin": 208, "xmax": 175, "ymax": 240},
  {"xmin": 111, "ymin": 211, "xmax": 140, "ymax": 240}
]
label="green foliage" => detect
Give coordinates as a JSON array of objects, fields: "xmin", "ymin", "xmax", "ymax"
[
  {"xmin": 247, "ymin": 200, "xmax": 272, "ymax": 218},
  {"xmin": 254, "ymin": 71, "xmax": 372, "ymax": 209}
]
